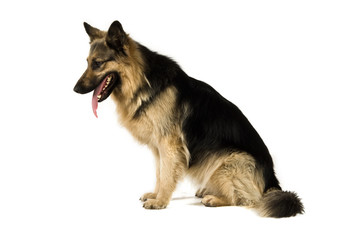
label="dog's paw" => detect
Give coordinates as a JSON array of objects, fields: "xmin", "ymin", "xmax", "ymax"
[
  {"xmin": 140, "ymin": 192, "xmax": 157, "ymax": 202},
  {"xmin": 143, "ymin": 199, "xmax": 168, "ymax": 209},
  {"xmin": 195, "ymin": 188, "xmax": 208, "ymax": 198},
  {"xmin": 201, "ymin": 195, "xmax": 228, "ymax": 207}
]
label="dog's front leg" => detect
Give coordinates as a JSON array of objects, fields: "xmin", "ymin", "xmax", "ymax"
[{"xmin": 143, "ymin": 136, "xmax": 187, "ymax": 209}]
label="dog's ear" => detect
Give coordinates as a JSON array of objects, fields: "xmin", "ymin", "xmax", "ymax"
[
  {"xmin": 106, "ymin": 21, "xmax": 128, "ymax": 53},
  {"xmin": 84, "ymin": 22, "xmax": 104, "ymax": 42}
]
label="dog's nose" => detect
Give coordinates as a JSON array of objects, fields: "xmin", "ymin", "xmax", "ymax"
[
  {"xmin": 73, "ymin": 83, "xmax": 88, "ymax": 94},
  {"xmin": 73, "ymin": 84, "xmax": 81, "ymax": 93},
  {"xmin": 73, "ymin": 82, "xmax": 93, "ymax": 94}
]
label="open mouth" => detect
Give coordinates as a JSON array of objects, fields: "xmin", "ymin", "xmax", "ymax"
[{"xmin": 92, "ymin": 72, "xmax": 119, "ymax": 118}]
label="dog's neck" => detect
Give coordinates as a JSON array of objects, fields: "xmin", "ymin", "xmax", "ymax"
[
  {"xmin": 110, "ymin": 39, "xmax": 151, "ymax": 123},
  {"xmin": 111, "ymin": 40, "xmax": 183, "ymax": 126}
]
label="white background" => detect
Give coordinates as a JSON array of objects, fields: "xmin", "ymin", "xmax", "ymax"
[{"xmin": 1, "ymin": 0, "xmax": 360, "ymax": 239}]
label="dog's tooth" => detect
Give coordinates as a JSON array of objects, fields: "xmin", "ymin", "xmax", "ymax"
[{"xmin": 97, "ymin": 95, "xmax": 101, "ymax": 99}]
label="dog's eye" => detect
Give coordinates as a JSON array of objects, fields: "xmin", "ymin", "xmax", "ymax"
[{"xmin": 91, "ymin": 60, "xmax": 104, "ymax": 70}]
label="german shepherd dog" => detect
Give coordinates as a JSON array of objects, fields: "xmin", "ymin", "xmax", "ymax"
[{"xmin": 74, "ymin": 21, "xmax": 304, "ymax": 218}]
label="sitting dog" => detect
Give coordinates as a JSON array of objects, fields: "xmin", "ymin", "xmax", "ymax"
[{"xmin": 74, "ymin": 21, "xmax": 304, "ymax": 217}]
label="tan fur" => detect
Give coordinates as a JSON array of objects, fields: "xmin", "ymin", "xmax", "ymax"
[
  {"xmin": 75, "ymin": 22, "xmax": 305, "ymax": 217},
  {"xmin": 100, "ymin": 36, "xmax": 190, "ymax": 208},
  {"xmin": 85, "ymin": 32, "xmax": 266, "ymax": 210},
  {"xmin": 189, "ymin": 152, "xmax": 265, "ymax": 207}
]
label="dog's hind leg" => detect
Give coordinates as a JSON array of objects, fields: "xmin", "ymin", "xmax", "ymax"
[{"xmin": 201, "ymin": 152, "xmax": 264, "ymax": 208}]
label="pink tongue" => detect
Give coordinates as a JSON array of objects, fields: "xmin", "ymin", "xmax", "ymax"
[{"xmin": 92, "ymin": 81, "xmax": 104, "ymax": 118}]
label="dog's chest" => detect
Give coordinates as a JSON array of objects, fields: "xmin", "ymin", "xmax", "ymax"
[
  {"xmin": 114, "ymin": 86, "xmax": 179, "ymax": 145},
  {"xmin": 126, "ymin": 116, "xmax": 155, "ymax": 144}
]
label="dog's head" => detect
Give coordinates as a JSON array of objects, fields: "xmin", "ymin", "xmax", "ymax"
[{"xmin": 74, "ymin": 21, "xmax": 142, "ymax": 117}]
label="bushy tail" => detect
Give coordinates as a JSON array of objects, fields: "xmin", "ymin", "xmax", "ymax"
[{"xmin": 257, "ymin": 190, "xmax": 304, "ymax": 218}]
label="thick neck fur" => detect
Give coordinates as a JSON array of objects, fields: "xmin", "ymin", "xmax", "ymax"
[
  {"xmin": 111, "ymin": 38, "xmax": 146, "ymax": 123},
  {"xmin": 111, "ymin": 38, "xmax": 182, "ymax": 127}
]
